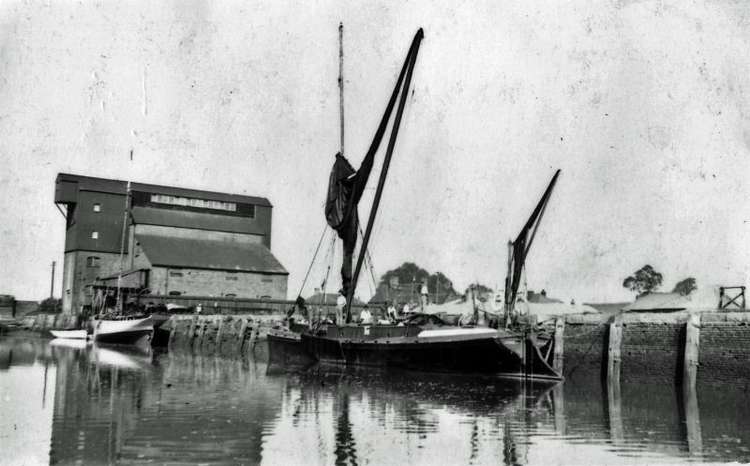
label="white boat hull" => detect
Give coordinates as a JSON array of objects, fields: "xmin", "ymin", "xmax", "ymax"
[{"xmin": 93, "ymin": 316, "xmax": 154, "ymax": 345}]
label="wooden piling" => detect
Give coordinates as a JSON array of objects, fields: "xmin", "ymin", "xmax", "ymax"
[
  {"xmin": 684, "ymin": 313, "xmax": 700, "ymax": 388},
  {"xmin": 607, "ymin": 314, "xmax": 623, "ymax": 384},
  {"xmin": 215, "ymin": 317, "xmax": 225, "ymax": 353},
  {"xmin": 167, "ymin": 317, "xmax": 179, "ymax": 350},
  {"xmin": 187, "ymin": 316, "xmax": 198, "ymax": 349},
  {"xmin": 606, "ymin": 375, "xmax": 624, "ymax": 443},
  {"xmin": 196, "ymin": 318, "xmax": 207, "ymax": 350},
  {"xmin": 553, "ymin": 383, "xmax": 566, "ymax": 436},
  {"xmin": 683, "ymin": 378, "xmax": 703, "ymax": 455},
  {"xmin": 237, "ymin": 319, "xmax": 249, "ymax": 352},
  {"xmin": 553, "ymin": 317, "xmax": 565, "ymax": 375}
]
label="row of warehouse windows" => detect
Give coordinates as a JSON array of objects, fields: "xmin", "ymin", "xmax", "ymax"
[
  {"xmin": 151, "ymin": 194, "xmax": 237, "ymax": 212},
  {"xmin": 89, "ymin": 196, "xmax": 252, "ymax": 215}
]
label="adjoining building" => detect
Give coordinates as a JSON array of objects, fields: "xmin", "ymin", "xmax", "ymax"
[{"xmin": 55, "ymin": 173, "xmax": 288, "ymax": 315}]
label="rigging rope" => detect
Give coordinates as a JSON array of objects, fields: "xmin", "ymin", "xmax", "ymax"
[
  {"xmin": 357, "ymin": 224, "xmax": 378, "ymax": 295},
  {"xmin": 296, "ymin": 224, "xmax": 330, "ymax": 299},
  {"xmin": 320, "ymin": 234, "xmax": 337, "ymax": 302}
]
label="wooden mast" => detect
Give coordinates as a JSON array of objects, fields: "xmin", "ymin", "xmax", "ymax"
[
  {"xmin": 339, "ymin": 22, "xmax": 345, "ymax": 157},
  {"xmin": 503, "ymin": 170, "xmax": 561, "ymax": 326},
  {"xmin": 114, "ymin": 180, "xmax": 131, "ymax": 314}
]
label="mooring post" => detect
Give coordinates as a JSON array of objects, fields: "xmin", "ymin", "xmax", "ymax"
[
  {"xmin": 607, "ymin": 314, "xmax": 623, "ymax": 384},
  {"xmin": 167, "ymin": 317, "xmax": 177, "ymax": 350},
  {"xmin": 606, "ymin": 372, "xmax": 624, "ymax": 443},
  {"xmin": 553, "ymin": 383, "xmax": 566, "ymax": 436},
  {"xmin": 238, "ymin": 319, "xmax": 249, "ymax": 353},
  {"xmin": 215, "ymin": 317, "xmax": 225, "ymax": 353},
  {"xmin": 196, "ymin": 317, "xmax": 207, "ymax": 350},
  {"xmin": 684, "ymin": 313, "xmax": 701, "ymax": 388},
  {"xmin": 553, "ymin": 317, "xmax": 565, "ymax": 375},
  {"xmin": 187, "ymin": 315, "xmax": 198, "ymax": 348}
]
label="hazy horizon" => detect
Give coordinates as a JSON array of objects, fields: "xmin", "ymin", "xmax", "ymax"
[{"xmin": 1, "ymin": 0, "xmax": 748, "ymax": 303}]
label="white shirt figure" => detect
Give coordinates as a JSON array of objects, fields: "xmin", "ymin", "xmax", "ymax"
[
  {"xmin": 360, "ymin": 308, "xmax": 373, "ymax": 324},
  {"xmin": 420, "ymin": 284, "xmax": 428, "ymax": 296},
  {"xmin": 336, "ymin": 294, "xmax": 347, "ymax": 325},
  {"xmin": 387, "ymin": 305, "xmax": 397, "ymax": 320},
  {"xmin": 402, "ymin": 303, "xmax": 410, "ymax": 315}
]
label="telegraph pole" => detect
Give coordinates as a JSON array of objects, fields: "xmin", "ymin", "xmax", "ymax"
[{"xmin": 50, "ymin": 261, "xmax": 56, "ymax": 298}]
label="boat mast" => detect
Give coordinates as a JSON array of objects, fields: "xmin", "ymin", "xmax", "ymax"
[
  {"xmin": 339, "ymin": 22, "xmax": 345, "ymax": 157},
  {"xmin": 114, "ymin": 179, "xmax": 131, "ymax": 314},
  {"xmin": 503, "ymin": 170, "xmax": 561, "ymax": 325},
  {"xmin": 346, "ymin": 29, "xmax": 424, "ymax": 322}
]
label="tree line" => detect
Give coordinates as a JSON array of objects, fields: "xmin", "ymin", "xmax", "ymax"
[{"xmin": 623, "ymin": 264, "xmax": 696, "ymax": 297}]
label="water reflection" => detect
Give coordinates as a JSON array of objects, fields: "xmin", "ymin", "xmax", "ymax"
[{"xmin": 1, "ymin": 336, "xmax": 749, "ymax": 465}]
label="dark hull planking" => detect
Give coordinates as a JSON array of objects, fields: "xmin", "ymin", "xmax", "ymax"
[
  {"xmin": 299, "ymin": 332, "xmax": 562, "ymax": 381},
  {"xmin": 94, "ymin": 329, "xmax": 153, "ymax": 345}
]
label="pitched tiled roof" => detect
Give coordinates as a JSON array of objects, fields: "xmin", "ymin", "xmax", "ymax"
[
  {"xmin": 131, "ymin": 207, "xmax": 263, "ymax": 235},
  {"xmin": 136, "ymin": 234, "xmax": 287, "ymax": 274}
]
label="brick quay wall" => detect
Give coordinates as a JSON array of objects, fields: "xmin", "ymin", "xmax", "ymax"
[{"xmin": 560, "ymin": 312, "xmax": 750, "ymax": 389}]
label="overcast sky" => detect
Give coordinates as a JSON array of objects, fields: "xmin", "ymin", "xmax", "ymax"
[{"xmin": 1, "ymin": 0, "xmax": 748, "ymax": 302}]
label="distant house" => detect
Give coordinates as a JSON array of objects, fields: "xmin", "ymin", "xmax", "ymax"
[
  {"xmin": 585, "ymin": 302, "xmax": 632, "ymax": 316},
  {"xmin": 306, "ymin": 292, "xmax": 363, "ymax": 306},
  {"xmin": 0, "ymin": 295, "xmax": 40, "ymax": 321},
  {"xmin": 527, "ymin": 289, "xmax": 562, "ymax": 304}
]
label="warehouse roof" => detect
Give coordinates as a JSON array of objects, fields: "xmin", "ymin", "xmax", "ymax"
[
  {"xmin": 136, "ymin": 234, "xmax": 287, "ymax": 274},
  {"xmin": 131, "ymin": 207, "xmax": 263, "ymax": 235},
  {"xmin": 56, "ymin": 173, "xmax": 272, "ymax": 207}
]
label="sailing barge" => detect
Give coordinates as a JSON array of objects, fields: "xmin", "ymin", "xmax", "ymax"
[{"xmin": 269, "ymin": 28, "xmax": 563, "ymax": 381}]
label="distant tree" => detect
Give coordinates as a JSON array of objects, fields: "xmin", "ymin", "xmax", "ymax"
[
  {"xmin": 372, "ymin": 262, "xmax": 459, "ymax": 304},
  {"xmin": 465, "ymin": 283, "xmax": 493, "ymax": 303},
  {"xmin": 672, "ymin": 277, "xmax": 697, "ymax": 296},
  {"xmin": 464, "ymin": 283, "xmax": 492, "ymax": 296},
  {"xmin": 39, "ymin": 297, "xmax": 61, "ymax": 314},
  {"xmin": 622, "ymin": 265, "xmax": 663, "ymax": 297}
]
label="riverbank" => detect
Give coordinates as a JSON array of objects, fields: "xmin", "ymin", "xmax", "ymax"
[{"xmin": 8, "ymin": 310, "xmax": 750, "ymax": 389}]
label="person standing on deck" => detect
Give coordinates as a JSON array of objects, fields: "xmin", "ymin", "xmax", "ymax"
[
  {"xmin": 336, "ymin": 290, "xmax": 347, "ymax": 325},
  {"xmin": 359, "ymin": 305, "xmax": 373, "ymax": 324},
  {"xmin": 387, "ymin": 301, "xmax": 397, "ymax": 322},
  {"xmin": 420, "ymin": 281, "xmax": 429, "ymax": 311}
]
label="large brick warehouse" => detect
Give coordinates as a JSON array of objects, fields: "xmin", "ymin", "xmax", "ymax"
[{"xmin": 55, "ymin": 173, "xmax": 288, "ymax": 315}]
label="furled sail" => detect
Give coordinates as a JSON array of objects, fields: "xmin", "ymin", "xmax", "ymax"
[
  {"xmin": 505, "ymin": 170, "xmax": 561, "ymax": 318},
  {"xmin": 324, "ymin": 29, "xmax": 424, "ymax": 305},
  {"xmin": 325, "ymin": 151, "xmax": 375, "ymax": 298}
]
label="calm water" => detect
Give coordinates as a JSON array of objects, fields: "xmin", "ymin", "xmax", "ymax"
[{"xmin": 1, "ymin": 336, "xmax": 749, "ymax": 465}]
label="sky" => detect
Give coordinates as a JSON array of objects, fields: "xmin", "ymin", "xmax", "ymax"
[{"xmin": 0, "ymin": 0, "xmax": 748, "ymax": 303}]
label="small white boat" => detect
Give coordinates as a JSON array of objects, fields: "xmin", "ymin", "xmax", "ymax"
[
  {"xmin": 50, "ymin": 329, "xmax": 88, "ymax": 340},
  {"xmin": 93, "ymin": 315, "xmax": 154, "ymax": 345}
]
